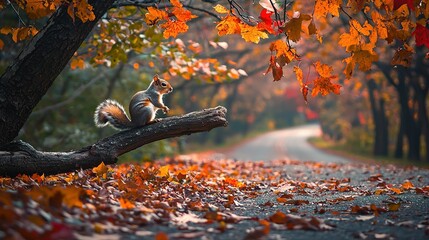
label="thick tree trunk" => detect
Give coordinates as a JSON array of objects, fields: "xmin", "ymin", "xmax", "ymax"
[
  {"xmin": 0, "ymin": 107, "xmax": 227, "ymax": 177},
  {"xmin": 0, "ymin": 0, "xmax": 116, "ymax": 146}
]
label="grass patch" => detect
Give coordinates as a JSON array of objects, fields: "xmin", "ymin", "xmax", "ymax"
[{"xmin": 308, "ymin": 137, "xmax": 429, "ymax": 168}]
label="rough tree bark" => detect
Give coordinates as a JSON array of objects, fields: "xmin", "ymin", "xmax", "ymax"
[
  {"xmin": 0, "ymin": 0, "xmax": 116, "ymax": 146},
  {"xmin": 0, "ymin": 106, "xmax": 228, "ymax": 177}
]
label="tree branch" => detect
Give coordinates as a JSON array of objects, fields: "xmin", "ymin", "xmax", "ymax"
[{"xmin": 0, "ymin": 106, "xmax": 228, "ymax": 177}]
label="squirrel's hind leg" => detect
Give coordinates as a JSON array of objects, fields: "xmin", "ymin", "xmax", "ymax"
[{"xmin": 130, "ymin": 105, "xmax": 155, "ymax": 127}]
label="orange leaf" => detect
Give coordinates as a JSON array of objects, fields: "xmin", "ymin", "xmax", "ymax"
[
  {"xmin": 314, "ymin": 0, "xmax": 342, "ymax": 19},
  {"xmin": 70, "ymin": 57, "xmax": 85, "ymax": 70},
  {"xmin": 157, "ymin": 165, "xmax": 170, "ymax": 177},
  {"xmin": 216, "ymin": 15, "xmax": 241, "ymax": 36},
  {"xmin": 390, "ymin": 187, "xmax": 402, "ymax": 194},
  {"xmin": 170, "ymin": 0, "xmax": 182, "ymax": 8},
  {"xmin": 283, "ymin": 14, "xmax": 311, "ymax": 42},
  {"xmin": 172, "ymin": 7, "xmax": 197, "ymax": 22},
  {"xmin": 155, "ymin": 232, "xmax": 169, "ymax": 240},
  {"xmin": 92, "ymin": 162, "xmax": 108, "ymax": 177},
  {"xmin": 312, "ymin": 61, "xmax": 341, "ymax": 96},
  {"xmin": 161, "ymin": 19, "xmax": 188, "ymax": 38},
  {"xmin": 118, "ymin": 198, "xmax": 135, "ymax": 209},
  {"xmin": 269, "ymin": 40, "xmax": 298, "ymax": 64},
  {"xmin": 0, "ymin": 39, "xmax": 3, "ymax": 50},
  {"xmin": 240, "ymin": 24, "xmax": 268, "ymax": 43},
  {"xmin": 401, "ymin": 180, "xmax": 414, "ymax": 190},
  {"xmin": 145, "ymin": 7, "xmax": 168, "ymax": 25}
]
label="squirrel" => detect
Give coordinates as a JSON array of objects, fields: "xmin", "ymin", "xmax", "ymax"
[{"xmin": 94, "ymin": 74, "xmax": 173, "ymax": 130}]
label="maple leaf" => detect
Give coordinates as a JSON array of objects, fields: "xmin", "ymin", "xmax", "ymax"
[
  {"xmin": 161, "ymin": 19, "xmax": 189, "ymax": 38},
  {"xmin": 269, "ymin": 40, "xmax": 298, "ymax": 64},
  {"xmin": 157, "ymin": 165, "xmax": 170, "ymax": 177},
  {"xmin": 391, "ymin": 44, "xmax": 413, "ymax": 67},
  {"xmin": 216, "ymin": 15, "xmax": 241, "ymax": 36},
  {"xmin": 260, "ymin": 9, "xmax": 273, "ymax": 25},
  {"xmin": 172, "ymin": 7, "xmax": 197, "ymax": 22},
  {"xmin": 352, "ymin": 50, "xmax": 379, "ymax": 71},
  {"xmin": 312, "ymin": 61, "xmax": 341, "ymax": 96},
  {"xmin": 258, "ymin": 9, "xmax": 276, "ymax": 34},
  {"xmin": 145, "ymin": 7, "xmax": 168, "ymax": 25},
  {"xmin": 92, "ymin": 162, "xmax": 108, "ymax": 177},
  {"xmin": 314, "ymin": 0, "xmax": 342, "ymax": 19},
  {"xmin": 283, "ymin": 14, "xmax": 312, "ymax": 42},
  {"xmin": 240, "ymin": 24, "xmax": 268, "ymax": 43}
]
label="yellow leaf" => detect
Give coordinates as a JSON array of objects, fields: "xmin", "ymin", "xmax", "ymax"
[
  {"xmin": 216, "ymin": 15, "xmax": 241, "ymax": 36},
  {"xmin": 92, "ymin": 162, "xmax": 108, "ymax": 177},
  {"xmin": 240, "ymin": 24, "xmax": 268, "ymax": 43},
  {"xmin": 214, "ymin": 4, "xmax": 229, "ymax": 14},
  {"xmin": 161, "ymin": 20, "xmax": 189, "ymax": 38},
  {"xmin": 157, "ymin": 165, "xmax": 170, "ymax": 177}
]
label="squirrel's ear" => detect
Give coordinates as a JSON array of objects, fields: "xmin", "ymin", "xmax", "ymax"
[{"xmin": 153, "ymin": 74, "xmax": 159, "ymax": 82}]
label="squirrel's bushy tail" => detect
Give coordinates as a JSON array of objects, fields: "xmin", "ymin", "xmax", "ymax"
[{"xmin": 94, "ymin": 100, "xmax": 133, "ymax": 130}]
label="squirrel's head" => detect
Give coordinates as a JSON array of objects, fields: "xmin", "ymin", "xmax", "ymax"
[{"xmin": 152, "ymin": 74, "xmax": 173, "ymax": 94}]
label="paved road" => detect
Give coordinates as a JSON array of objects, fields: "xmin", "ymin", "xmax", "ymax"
[{"xmin": 224, "ymin": 123, "xmax": 350, "ymax": 163}]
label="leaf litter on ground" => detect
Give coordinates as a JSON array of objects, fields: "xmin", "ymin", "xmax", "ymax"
[{"xmin": 0, "ymin": 154, "xmax": 429, "ymax": 239}]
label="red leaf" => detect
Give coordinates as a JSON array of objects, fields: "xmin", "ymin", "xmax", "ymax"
[
  {"xmin": 413, "ymin": 24, "xmax": 429, "ymax": 49},
  {"xmin": 260, "ymin": 9, "xmax": 273, "ymax": 25}
]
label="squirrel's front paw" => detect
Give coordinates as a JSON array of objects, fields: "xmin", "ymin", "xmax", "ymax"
[{"xmin": 163, "ymin": 106, "xmax": 170, "ymax": 114}]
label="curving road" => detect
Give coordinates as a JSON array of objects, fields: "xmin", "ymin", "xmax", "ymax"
[{"xmin": 223, "ymin": 123, "xmax": 350, "ymax": 163}]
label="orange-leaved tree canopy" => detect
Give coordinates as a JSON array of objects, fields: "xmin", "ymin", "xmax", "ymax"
[{"xmin": 2, "ymin": 0, "xmax": 427, "ymax": 104}]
